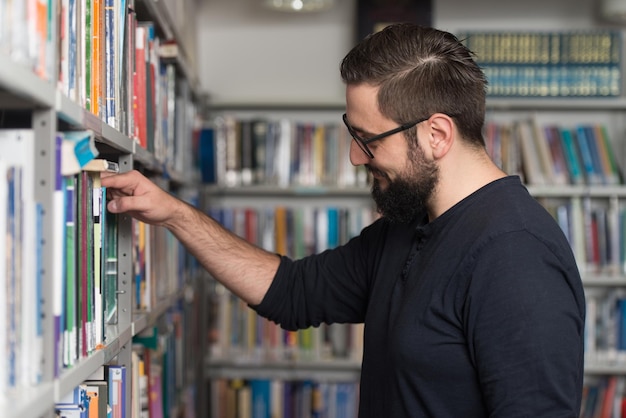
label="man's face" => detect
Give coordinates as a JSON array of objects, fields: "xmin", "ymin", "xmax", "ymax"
[{"xmin": 345, "ymin": 83, "xmax": 438, "ymax": 223}]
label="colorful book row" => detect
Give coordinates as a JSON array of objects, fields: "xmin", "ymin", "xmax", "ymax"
[
  {"xmin": 486, "ymin": 119, "xmax": 623, "ymax": 187},
  {"xmin": 0, "ymin": 128, "xmax": 118, "ymax": 394},
  {"xmin": 210, "ymin": 288, "xmax": 364, "ymax": 364},
  {"xmin": 56, "ymin": 306, "xmax": 192, "ymax": 418},
  {"xmin": 540, "ymin": 197, "xmax": 626, "ymax": 276},
  {"xmin": 52, "ymin": 131, "xmax": 122, "ymax": 376},
  {"xmin": 5, "ymin": 1, "xmax": 197, "ymax": 177},
  {"xmin": 458, "ymin": 30, "xmax": 622, "ymax": 97},
  {"xmin": 0, "ymin": 130, "xmax": 44, "ymax": 394},
  {"xmin": 581, "ymin": 375, "xmax": 626, "ymax": 418},
  {"xmin": 199, "ymin": 118, "xmax": 369, "ymax": 189},
  {"xmin": 207, "ymin": 205, "xmax": 374, "ymax": 363},
  {"xmin": 56, "ymin": 364, "xmax": 125, "ymax": 418},
  {"xmin": 585, "ymin": 289, "xmax": 626, "ymax": 364},
  {"xmin": 211, "ymin": 378, "xmax": 359, "ymax": 418},
  {"xmin": 0, "ymin": 129, "xmax": 126, "ymax": 396},
  {"xmin": 459, "ymin": 30, "xmax": 621, "ymax": 65},
  {"xmin": 0, "ymin": 0, "xmax": 54, "ymax": 81},
  {"xmin": 131, "ymin": 215, "xmax": 191, "ymax": 312}
]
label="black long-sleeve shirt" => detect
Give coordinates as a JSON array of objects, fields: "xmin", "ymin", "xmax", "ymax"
[{"xmin": 254, "ymin": 176, "xmax": 585, "ymax": 417}]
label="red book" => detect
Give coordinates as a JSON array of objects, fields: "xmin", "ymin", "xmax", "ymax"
[{"xmin": 133, "ymin": 25, "xmax": 148, "ymax": 148}]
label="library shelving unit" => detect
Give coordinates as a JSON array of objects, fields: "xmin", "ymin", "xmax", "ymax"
[
  {"xmin": 0, "ymin": 0, "xmax": 207, "ymax": 417},
  {"xmin": 198, "ymin": 106, "xmax": 372, "ymax": 415}
]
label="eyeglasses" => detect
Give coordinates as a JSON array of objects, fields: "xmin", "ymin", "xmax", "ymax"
[{"xmin": 342, "ymin": 113, "xmax": 430, "ymax": 159}]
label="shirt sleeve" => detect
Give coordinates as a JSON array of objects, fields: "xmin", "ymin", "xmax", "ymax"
[
  {"xmin": 465, "ymin": 230, "xmax": 585, "ymax": 417},
  {"xmin": 251, "ymin": 219, "xmax": 385, "ymax": 330}
]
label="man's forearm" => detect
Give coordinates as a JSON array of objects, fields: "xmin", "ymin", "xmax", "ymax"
[{"xmin": 164, "ymin": 199, "xmax": 280, "ymax": 305}]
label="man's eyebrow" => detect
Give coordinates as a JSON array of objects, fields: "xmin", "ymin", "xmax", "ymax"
[{"xmin": 350, "ymin": 121, "xmax": 375, "ymax": 136}]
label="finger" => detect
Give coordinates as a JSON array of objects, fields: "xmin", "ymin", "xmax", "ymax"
[
  {"xmin": 101, "ymin": 170, "xmax": 140, "ymax": 192},
  {"xmin": 107, "ymin": 194, "xmax": 150, "ymax": 214}
]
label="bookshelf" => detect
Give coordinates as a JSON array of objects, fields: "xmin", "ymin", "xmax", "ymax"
[
  {"xmin": 197, "ymin": 107, "xmax": 371, "ymax": 416},
  {"xmin": 0, "ymin": 0, "xmax": 206, "ymax": 417}
]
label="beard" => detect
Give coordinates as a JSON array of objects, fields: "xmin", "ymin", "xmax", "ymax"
[{"xmin": 370, "ymin": 145, "xmax": 438, "ymax": 224}]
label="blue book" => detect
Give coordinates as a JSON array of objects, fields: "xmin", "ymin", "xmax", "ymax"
[
  {"xmin": 572, "ymin": 127, "xmax": 600, "ymax": 185},
  {"xmin": 6, "ymin": 167, "xmax": 17, "ymax": 388},
  {"xmin": 559, "ymin": 128, "xmax": 585, "ymax": 185},
  {"xmin": 250, "ymin": 379, "xmax": 271, "ymax": 418},
  {"xmin": 198, "ymin": 127, "xmax": 217, "ymax": 184},
  {"xmin": 577, "ymin": 125, "xmax": 604, "ymax": 184},
  {"xmin": 105, "ymin": 0, "xmax": 116, "ymax": 126},
  {"xmin": 327, "ymin": 207, "xmax": 340, "ymax": 249},
  {"xmin": 107, "ymin": 365, "xmax": 127, "ymax": 418},
  {"xmin": 68, "ymin": 0, "xmax": 77, "ymax": 100}
]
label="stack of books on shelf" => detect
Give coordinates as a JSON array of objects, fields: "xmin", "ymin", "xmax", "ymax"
[
  {"xmin": 197, "ymin": 116, "xmax": 369, "ymax": 189},
  {"xmin": 131, "ymin": 212, "xmax": 189, "ymax": 312},
  {"xmin": 584, "ymin": 288, "xmax": 626, "ymax": 367},
  {"xmin": 458, "ymin": 29, "xmax": 622, "ymax": 97},
  {"xmin": 54, "ymin": 131, "xmax": 121, "ymax": 372},
  {"xmin": 0, "ymin": 128, "xmax": 118, "ymax": 391},
  {"xmin": 0, "ymin": 0, "xmax": 204, "ymax": 416},
  {"xmin": 55, "ymin": 306, "xmax": 190, "ymax": 418},
  {"xmin": 0, "ymin": 129, "xmax": 45, "ymax": 393},
  {"xmin": 485, "ymin": 116, "xmax": 626, "ymax": 277},
  {"xmin": 207, "ymin": 205, "xmax": 374, "ymax": 364},
  {"xmin": 211, "ymin": 377, "xmax": 359, "ymax": 418},
  {"xmin": 0, "ymin": 0, "xmax": 55, "ymax": 81},
  {"xmin": 485, "ymin": 119, "xmax": 623, "ymax": 187},
  {"xmin": 580, "ymin": 375, "xmax": 626, "ymax": 418},
  {"xmin": 54, "ymin": 0, "xmax": 198, "ymax": 176}
]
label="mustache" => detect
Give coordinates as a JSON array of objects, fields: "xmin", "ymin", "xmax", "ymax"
[{"xmin": 366, "ymin": 165, "xmax": 388, "ymax": 180}]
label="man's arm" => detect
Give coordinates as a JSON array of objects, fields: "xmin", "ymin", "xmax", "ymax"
[{"xmin": 101, "ymin": 170, "xmax": 280, "ymax": 305}]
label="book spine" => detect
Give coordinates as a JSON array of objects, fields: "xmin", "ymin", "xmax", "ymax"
[{"xmin": 104, "ymin": 0, "xmax": 115, "ymax": 126}]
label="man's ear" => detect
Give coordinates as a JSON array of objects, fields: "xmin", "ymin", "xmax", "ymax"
[{"xmin": 427, "ymin": 114, "xmax": 455, "ymax": 160}]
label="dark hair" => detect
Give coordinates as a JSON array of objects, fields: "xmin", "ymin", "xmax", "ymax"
[{"xmin": 340, "ymin": 23, "xmax": 487, "ymax": 147}]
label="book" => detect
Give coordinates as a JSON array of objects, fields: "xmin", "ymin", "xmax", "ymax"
[
  {"xmin": 593, "ymin": 125, "xmax": 622, "ymax": 185},
  {"xmin": 104, "ymin": 0, "xmax": 116, "ymax": 127},
  {"xmin": 68, "ymin": 0, "xmax": 78, "ymax": 101},
  {"xmin": 91, "ymin": 0, "xmax": 104, "ymax": 118},
  {"xmin": 515, "ymin": 120, "xmax": 547, "ymax": 185},
  {"xmin": 543, "ymin": 125, "xmax": 571, "ymax": 185},
  {"xmin": 0, "ymin": 129, "xmax": 43, "ymax": 386},
  {"xmin": 576, "ymin": 125, "xmax": 604, "ymax": 185},
  {"xmin": 56, "ymin": 384, "xmax": 90, "ymax": 417},
  {"xmin": 83, "ymin": 158, "xmax": 120, "ymax": 173},
  {"xmin": 133, "ymin": 24, "xmax": 148, "ymax": 148},
  {"xmin": 107, "ymin": 365, "xmax": 127, "ymax": 418},
  {"xmin": 103, "ymin": 206, "xmax": 119, "ymax": 326},
  {"xmin": 60, "ymin": 130, "xmax": 99, "ymax": 176},
  {"xmin": 0, "ymin": 160, "xmax": 7, "ymax": 393},
  {"xmin": 531, "ymin": 119, "xmax": 558, "ymax": 185},
  {"xmin": 559, "ymin": 128, "xmax": 585, "ymax": 185},
  {"xmin": 63, "ymin": 174, "xmax": 78, "ymax": 367}
]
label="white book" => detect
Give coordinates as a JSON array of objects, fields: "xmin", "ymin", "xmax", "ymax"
[
  {"xmin": 0, "ymin": 159, "xmax": 7, "ymax": 396},
  {"xmin": 0, "ymin": 129, "xmax": 42, "ymax": 387},
  {"xmin": 515, "ymin": 120, "xmax": 547, "ymax": 186},
  {"xmin": 315, "ymin": 207, "xmax": 329, "ymax": 253},
  {"xmin": 276, "ymin": 119, "xmax": 292, "ymax": 189}
]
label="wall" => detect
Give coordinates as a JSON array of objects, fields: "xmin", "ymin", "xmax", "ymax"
[
  {"xmin": 196, "ymin": 0, "xmax": 606, "ymax": 106},
  {"xmin": 196, "ymin": 0, "xmax": 357, "ymax": 106}
]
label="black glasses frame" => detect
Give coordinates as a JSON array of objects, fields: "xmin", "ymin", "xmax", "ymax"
[{"xmin": 342, "ymin": 113, "xmax": 430, "ymax": 159}]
